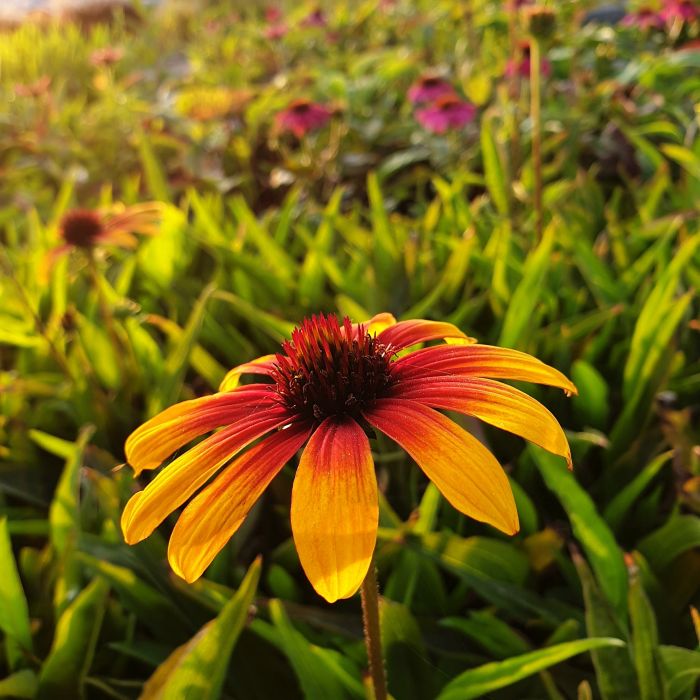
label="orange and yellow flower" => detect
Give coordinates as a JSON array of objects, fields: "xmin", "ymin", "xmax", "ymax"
[{"xmin": 121, "ymin": 313, "xmax": 575, "ymax": 602}]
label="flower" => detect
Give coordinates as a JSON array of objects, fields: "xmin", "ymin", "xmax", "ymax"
[
  {"xmin": 660, "ymin": 0, "xmax": 700, "ymax": 22},
  {"xmin": 415, "ymin": 95, "xmax": 477, "ymax": 134},
  {"xmin": 89, "ymin": 46, "xmax": 124, "ymax": 68},
  {"xmin": 407, "ymin": 74, "xmax": 455, "ymax": 104},
  {"xmin": 274, "ymin": 99, "xmax": 332, "ymax": 137},
  {"xmin": 264, "ymin": 22, "xmax": 288, "ymax": 39},
  {"xmin": 49, "ymin": 203, "xmax": 162, "ymax": 261},
  {"xmin": 505, "ymin": 40, "xmax": 552, "ymax": 79},
  {"xmin": 621, "ymin": 7, "xmax": 665, "ymax": 29},
  {"xmin": 121, "ymin": 313, "xmax": 575, "ymax": 602},
  {"xmin": 301, "ymin": 8, "xmax": 327, "ymax": 27}
]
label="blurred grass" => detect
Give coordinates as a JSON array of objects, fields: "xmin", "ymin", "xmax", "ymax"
[{"xmin": 1, "ymin": 0, "xmax": 699, "ymax": 698}]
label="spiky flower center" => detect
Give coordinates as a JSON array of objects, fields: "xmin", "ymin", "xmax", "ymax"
[
  {"xmin": 272, "ymin": 314, "xmax": 394, "ymax": 422},
  {"xmin": 60, "ymin": 210, "xmax": 104, "ymax": 248}
]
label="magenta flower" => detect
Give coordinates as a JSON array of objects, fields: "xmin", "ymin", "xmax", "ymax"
[
  {"xmin": 275, "ymin": 99, "xmax": 332, "ymax": 137},
  {"xmin": 621, "ymin": 7, "xmax": 665, "ymax": 28},
  {"xmin": 505, "ymin": 41, "xmax": 552, "ymax": 79},
  {"xmin": 660, "ymin": 0, "xmax": 700, "ymax": 22},
  {"xmin": 265, "ymin": 6, "xmax": 283, "ymax": 23},
  {"xmin": 301, "ymin": 8, "xmax": 327, "ymax": 28},
  {"xmin": 407, "ymin": 74, "xmax": 455, "ymax": 105},
  {"xmin": 264, "ymin": 23, "xmax": 288, "ymax": 39},
  {"xmin": 415, "ymin": 95, "xmax": 477, "ymax": 134}
]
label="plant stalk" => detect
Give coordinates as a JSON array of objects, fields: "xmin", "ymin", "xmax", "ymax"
[
  {"xmin": 529, "ymin": 36, "xmax": 544, "ymax": 240},
  {"xmin": 360, "ymin": 563, "xmax": 388, "ymax": 700}
]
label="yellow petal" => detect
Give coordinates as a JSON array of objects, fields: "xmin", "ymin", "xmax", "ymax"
[
  {"xmin": 393, "ymin": 376, "xmax": 571, "ymax": 467},
  {"xmin": 121, "ymin": 407, "xmax": 290, "ymax": 545},
  {"xmin": 125, "ymin": 385, "xmax": 276, "ymax": 474},
  {"xmin": 168, "ymin": 422, "xmax": 311, "ymax": 583},
  {"xmin": 291, "ymin": 417, "xmax": 378, "ymax": 603},
  {"xmin": 363, "ymin": 399, "xmax": 518, "ymax": 535},
  {"xmin": 365, "ymin": 312, "xmax": 397, "ymax": 335},
  {"xmin": 218, "ymin": 355, "xmax": 277, "ymax": 392},
  {"xmin": 394, "ymin": 344, "xmax": 577, "ymax": 395}
]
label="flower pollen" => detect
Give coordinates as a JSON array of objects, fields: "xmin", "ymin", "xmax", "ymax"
[
  {"xmin": 60, "ymin": 209, "xmax": 105, "ymax": 248},
  {"xmin": 272, "ymin": 314, "xmax": 394, "ymax": 421}
]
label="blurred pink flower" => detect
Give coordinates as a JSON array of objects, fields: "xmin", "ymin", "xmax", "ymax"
[
  {"xmin": 275, "ymin": 99, "xmax": 332, "ymax": 137},
  {"xmin": 301, "ymin": 8, "xmax": 327, "ymax": 27},
  {"xmin": 505, "ymin": 41, "xmax": 552, "ymax": 79},
  {"xmin": 621, "ymin": 7, "xmax": 665, "ymax": 28},
  {"xmin": 90, "ymin": 46, "xmax": 124, "ymax": 67},
  {"xmin": 265, "ymin": 23, "xmax": 288, "ymax": 39},
  {"xmin": 415, "ymin": 95, "xmax": 477, "ymax": 134},
  {"xmin": 265, "ymin": 6, "xmax": 283, "ymax": 23},
  {"xmin": 660, "ymin": 0, "xmax": 700, "ymax": 21},
  {"xmin": 407, "ymin": 74, "xmax": 455, "ymax": 104}
]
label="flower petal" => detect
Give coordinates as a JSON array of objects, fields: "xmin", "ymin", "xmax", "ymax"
[
  {"xmin": 392, "ymin": 377, "xmax": 571, "ymax": 467},
  {"xmin": 218, "ymin": 355, "xmax": 278, "ymax": 392},
  {"xmin": 377, "ymin": 319, "xmax": 475, "ymax": 351},
  {"xmin": 125, "ymin": 385, "xmax": 276, "ymax": 474},
  {"xmin": 363, "ymin": 399, "xmax": 518, "ymax": 534},
  {"xmin": 365, "ymin": 312, "xmax": 397, "ymax": 335},
  {"xmin": 121, "ymin": 406, "xmax": 291, "ymax": 545},
  {"xmin": 291, "ymin": 416, "xmax": 378, "ymax": 603},
  {"xmin": 168, "ymin": 422, "xmax": 311, "ymax": 583},
  {"xmin": 393, "ymin": 344, "xmax": 577, "ymax": 395}
]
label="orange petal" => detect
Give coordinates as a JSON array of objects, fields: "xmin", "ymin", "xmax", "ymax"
[
  {"xmin": 121, "ymin": 406, "xmax": 291, "ymax": 545},
  {"xmin": 392, "ymin": 377, "xmax": 571, "ymax": 467},
  {"xmin": 168, "ymin": 422, "xmax": 311, "ymax": 583},
  {"xmin": 393, "ymin": 344, "xmax": 577, "ymax": 395},
  {"xmin": 291, "ymin": 417, "xmax": 378, "ymax": 602},
  {"xmin": 377, "ymin": 319, "xmax": 475, "ymax": 351},
  {"xmin": 219, "ymin": 355, "xmax": 278, "ymax": 392},
  {"xmin": 363, "ymin": 399, "xmax": 518, "ymax": 534},
  {"xmin": 125, "ymin": 385, "xmax": 275, "ymax": 474}
]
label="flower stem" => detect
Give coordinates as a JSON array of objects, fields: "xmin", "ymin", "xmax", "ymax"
[
  {"xmin": 529, "ymin": 36, "xmax": 543, "ymax": 240},
  {"xmin": 360, "ymin": 563, "xmax": 388, "ymax": 700}
]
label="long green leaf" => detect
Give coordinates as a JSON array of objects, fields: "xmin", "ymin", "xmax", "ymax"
[
  {"xmin": 438, "ymin": 637, "xmax": 625, "ymax": 700},
  {"xmin": 139, "ymin": 558, "xmax": 261, "ymax": 700}
]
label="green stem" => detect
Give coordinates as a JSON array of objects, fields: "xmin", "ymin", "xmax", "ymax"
[
  {"xmin": 529, "ymin": 36, "xmax": 543, "ymax": 240},
  {"xmin": 360, "ymin": 563, "xmax": 388, "ymax": 700}
]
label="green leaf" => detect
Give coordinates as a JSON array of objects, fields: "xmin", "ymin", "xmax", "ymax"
[
  {"xmin": 0, "ymin": 517, "xmax": 33, "ymax": 669},
  {"xmin": 531, "ymin": 446, "xmax": 628, "ymax": 620},
  {"xmin": 660, "ymin": 646, "xmax": 700, "ymax": 700},
  {"xmin": 368, "ymin": 172, "xmax": 399, "ymax": 288},
  {"xmin": 381, "ymin": 599, "xmax": 436, "ymax": 700},
  {"xmin": 499, "ymin": 220, "xmax": 554, "ymax": 348},
  {"xmin": 629, "ymin": 570, "xmax": 667, "ymax": 700},
  {"xmin": 0, "ymin": 670, "xmax": 38, "ymax": 698},
  {"xmin": 138, "ymin": 133, "xmax": 171, "ymax": 200},
  {"xmin": 573, "ymin": 552, "xmax": 638, "ymax": 700},
  {"xmin": 442, "ymin": 612, "xmax": 531, "ymax": 658},
  {"xmin": 438, "ymin": 637, "xmax": 625, "ymax": 700},
  {"xmin": 638, "ymin": 515, "xmax": 700, "ymax": 572},
  {"xmin": 571, "ymin": 360, "xmax": 610, "ymax": 430},
  {"xmin": 140, "ymin": 557, "xmax": 261, "ymax": 700},
  {"xmin": 49, "ymin": 426, "xmax": 95, "ymax": 556},
  {"xmin": 267, "ymin": 599, "xmax": 362, "ymax": 700},
  {"xmin": 603, "ymin": 451, "xmax": 673, "ymax": 531},
  {"xmin": 151, "ymin": 283, "xmax": 215, "ymax": 413},
  {"xmin": 36, "ymin": 577, "xmax": 109, "ymax": 700},
  {"xmin": 481, "ymin": 115, "xmax": 509, "ymax": 216}
]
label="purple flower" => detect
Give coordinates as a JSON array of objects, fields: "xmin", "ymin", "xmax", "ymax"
[
  {"xmin": 505, "ymin": 41, "xmax": 552, "ymax": 79},
  {"xmin": 660, "ymin": 0, "xmax": 700, "ymax": 22},
  {"xmin": 407, "ymin": 74, "xmax": 455, "ymax": 104},
  {"xmin": 301, "ymin": 8, "xmax": 327, "ymax": 28},
  {"xmin": 415, "ymin": 96, "xmax": 477, "ymax": 134},
  {"xmin": 275, "ymin": 99, "xmax": 332, "ymax": 137},
  {"xmin": 621, "ymin": 7, "xmax": 665, "ymax": 28}
]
